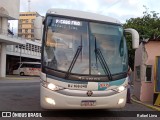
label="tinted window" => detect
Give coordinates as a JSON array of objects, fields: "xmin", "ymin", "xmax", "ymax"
[{"xmin": 13, "ymin": 63, "xmax": 20, "ymax": 70}]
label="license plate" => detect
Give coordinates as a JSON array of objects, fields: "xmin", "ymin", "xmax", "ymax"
[{"xmin": 81, "ymin": 100, "xmax": 96, "ymax": 106}]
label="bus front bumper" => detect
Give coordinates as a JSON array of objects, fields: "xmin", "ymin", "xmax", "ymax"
[{"xmin": 40, "ymin": 85, "xmax": 127, "ymax": 109}]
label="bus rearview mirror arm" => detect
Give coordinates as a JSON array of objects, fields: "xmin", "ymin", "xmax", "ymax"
[{"xmin": 125, "ymin": 28, "xmax": 139, "ymax": 49}]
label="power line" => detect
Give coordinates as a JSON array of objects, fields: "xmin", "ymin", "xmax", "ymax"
[{"xmin": 107, "ymin": 0, "xmax": 123, "ymax": 9}]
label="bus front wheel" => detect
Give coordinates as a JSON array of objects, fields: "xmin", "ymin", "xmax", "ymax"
[{"xmin": 20, "ymin": 72, "xmax": 24, "ymax": 76}]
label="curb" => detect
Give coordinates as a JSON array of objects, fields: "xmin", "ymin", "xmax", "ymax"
[
  {"xmin": 131, "ymin": 95, "xmax": 160, "ymax": 111},
  {"xmin": 5, "ymin": 77, "xmax": 34, "ymax": 80},
  {"xmin": 0, "ymin": 77, "xmax": 39, "ymax": 80}
]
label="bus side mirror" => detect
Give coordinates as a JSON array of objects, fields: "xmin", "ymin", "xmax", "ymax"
[{"xmin": 124, "ymin": 28, "xmax": 139, "ymax": 49}]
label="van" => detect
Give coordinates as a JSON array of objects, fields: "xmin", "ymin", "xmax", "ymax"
[{"xmin": 13, "ymin": 62, "xmax": 41, "ymax": 76}]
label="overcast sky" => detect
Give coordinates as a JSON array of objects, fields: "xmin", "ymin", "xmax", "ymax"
[{"xmin": 10, "ymin": 0, "xmax": 160, "ymax": 33}]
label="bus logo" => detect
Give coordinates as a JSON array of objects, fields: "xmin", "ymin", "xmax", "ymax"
[
  {"xmin": 98, "ymin": 82, "xmax": 110, "ymax": 90},
  {"xmin": 99, "ymin": 83, "xmax": 109, "ymax": 88},
  {"xmin": 87, "ymin": 91, "xmax": 93, "ymax": 97}
]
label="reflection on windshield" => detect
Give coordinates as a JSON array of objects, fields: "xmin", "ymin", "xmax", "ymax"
[
  {"xmin": 94, "ymin": 36, "xmax": 112, "ymax": 80},
  {"xmin": 90, "ymin": 22, "xmax": 128, "ymax": 75},
  {"xmin": 43, "ymin": 16, "xmax": 89, "ymax": 75}
]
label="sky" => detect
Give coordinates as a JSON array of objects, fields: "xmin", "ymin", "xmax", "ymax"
[{"xmin": 10, "ymin": 0, "xmax": 160, "ymax": 33}]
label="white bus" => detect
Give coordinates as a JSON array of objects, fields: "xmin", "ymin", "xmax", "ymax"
[
  {"xmin": 40, "ymin": 9, "xmax": 139, "ymax": 109},
  {"xmin": 13, "ymin": 62, "xmax": 41, "ymax": 76}
]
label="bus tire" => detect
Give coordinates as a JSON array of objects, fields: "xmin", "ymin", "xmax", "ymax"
[{"xmin": 20, "ymin": 72, "xmax": 24, "ymax": 76}]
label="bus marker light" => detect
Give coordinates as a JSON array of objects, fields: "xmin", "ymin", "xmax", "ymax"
[
  {"xmin": 45, "ymin": 98, "xmax": 56, "ymax": 105},
  {"xmin": 118, "ymin": 98, "xmax": 124, "ymax": 104}
]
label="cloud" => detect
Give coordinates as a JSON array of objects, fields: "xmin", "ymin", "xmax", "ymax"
[{"xmin": 19, "ymin": 0, "xmax": 160, "ymax": 23}]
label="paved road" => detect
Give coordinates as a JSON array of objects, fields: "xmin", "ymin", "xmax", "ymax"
[{"xmin": 0, "ymin": 77, "xmax": 159, "ymax": 120}]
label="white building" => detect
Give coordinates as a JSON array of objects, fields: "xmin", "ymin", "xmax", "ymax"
[{"xmin": 0, "ymin": 0, "xmax": 26, "ymax": 77}]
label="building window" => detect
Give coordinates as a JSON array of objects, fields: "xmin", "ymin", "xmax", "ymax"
[
  {"xmin": 31, "ymin": 29, "xmax": 34, "ymax": 32},
  {"xmin": 19, "ymin": 24, "xmax": 22, "ymax": 28},
  {"xmin": 26, "ymin": 19, "xmax": 29, "ymax": 23},
  {"xmin": 18, "ymin": 34, "xmax": 22, "ymax": 37},
  {"xmin": 146, "ymin": 65, "xmax": 152, "ymax": 82},
  {"xmin": 25, "ymin": 35, "xmax": 28, "ymax": 38},
  {"xmin": 136, "ymin": 66, "xmax": 140, "ymax": 80},
  {"xmin": 25, "ymin": 29, "xmax": 28, "ymax": 33},
  {"xmin": 19, "ymin": 20, "xmax": 22, "ymax": 23},
  {"xmin": 18, "ymin": 29, "xmax": 22, "ymax": 32},
  {"xmin": 31, "ymin": 19, "xmax": 35, "ymax": 23}
]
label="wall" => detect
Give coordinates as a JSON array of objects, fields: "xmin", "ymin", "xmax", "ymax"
[
  {"xmin": 0, "ymin": 0, "xmax": 20, "ymax": 19},
  {"xmin": 134, "ymin": 43, "xmax": 143, "ymax": 100},
  {"xmin": 140, "ymin": 41, "xmax": 160, "ymax": 102}
]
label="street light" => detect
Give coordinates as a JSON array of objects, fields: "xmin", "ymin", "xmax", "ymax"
[{"xmin": 19, "ymin": 44, "xmax": 22, "ymax": 76}]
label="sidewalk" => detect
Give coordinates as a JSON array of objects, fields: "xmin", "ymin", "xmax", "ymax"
[{"xmin": 131, "ymin": 95, "xmax": 160, "ymax": 111}]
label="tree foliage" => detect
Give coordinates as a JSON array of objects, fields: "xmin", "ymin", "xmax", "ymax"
[{"xmin": 123, "ymin": 6, "xmax": 160, "ymax": 70}]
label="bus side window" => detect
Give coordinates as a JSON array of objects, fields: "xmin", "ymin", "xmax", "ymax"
[
  {"xmin": 21, "ymin": 64, "xmax": 27, "ymax": 68},
  {"xmin": 13, "ymin": 63, "xmax": 20, "ymax": 70},
  {"xmin": 34, "ymin": 64, "xmax": 41, "ymax": 68},
  {"xmin": 27, "ymin": 64, "xmax": 33, "ymax": 68}
]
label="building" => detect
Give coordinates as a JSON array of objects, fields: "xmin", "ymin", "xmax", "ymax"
[
  {"xmin": 133, "ymin": 39, "xmax": 160, "ymax": 106},
  {"xmin": 6, "ymin": 40, "xmax": 41, "ymax": 75},
  {"xmin": 18, "ymin": 12, "xmax": 41, "ymax": 40},
  {"xmin": 0, "ymin": 0, "xmax": 26, "ymax": 77}
]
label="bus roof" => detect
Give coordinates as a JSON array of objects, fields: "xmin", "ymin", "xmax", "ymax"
[{"xmin": 47, "ymin": 9, "xmax": 121, "ymax": 24}]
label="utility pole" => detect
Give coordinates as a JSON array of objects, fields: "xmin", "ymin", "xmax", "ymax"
[
  {"xmin": 28, "ymin": 0, "xmax": 31, "ymax": 12},
  {"xmin": 19, "ymin": 45, "xmax": 22, "ymax": 76}
]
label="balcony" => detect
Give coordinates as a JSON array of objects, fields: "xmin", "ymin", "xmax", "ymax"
[{"xmin": 0, "ymin": 28, "xmax": 26, "ymax": 45}]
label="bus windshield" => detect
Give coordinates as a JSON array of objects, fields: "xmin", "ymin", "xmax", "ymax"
[{"xmin": 43, "ymin": 16, "xmax": 128, "ymax": 76}]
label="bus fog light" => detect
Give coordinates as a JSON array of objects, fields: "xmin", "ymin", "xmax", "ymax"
[
  {"xmin": 45, "ymin": 98, "xmax": 56, "ymax": 105},
  {"xmin": 47, "ymin": 83, "xmax": 56, "ymax": 90},
  {"xmin": 118, "ymin": 98, "xmax": 124, "ymax": 104}
]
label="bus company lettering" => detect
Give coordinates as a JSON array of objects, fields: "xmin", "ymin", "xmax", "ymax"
[
  {"xmin": 68, "ymin": 84, "xmax": 87, "ymax": 88},
  {"xmin": 29, "ymin": 68, "xmax": 41, "ymax": 71},
  {"xmin": 78, "ymin": 77, "xmax": 101, "ymax": 81},
  {"xmin": 56, "ymin": 19, "xmax": 81, "ymax": 26}
]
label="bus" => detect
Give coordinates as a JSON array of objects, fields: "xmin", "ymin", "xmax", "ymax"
[
  {"xmin": 40, "ymin": 9, "xmax": 139, "ymax": 109},
  {"xmin": 13, "ymin": 62, "xmax": 41, "ymax": 76}
]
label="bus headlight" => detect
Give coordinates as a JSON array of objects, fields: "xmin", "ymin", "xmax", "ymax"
[
  {"xmin": 113, "ymin": 85, "xmax": 127, "ymax": 93},
  {"xmin": 118, "ymin": 86, "xmax": 125, "ymax": 92},
  {"xmin": 47, "ymin": 83, "xmax": 64, "ymax": 91},
  {"xmin": 42, "ymin": 81, "xmax": 64, "ymax": 91},
  {"xmin": 47, "ymin": 83, "xmax": 56, "ymax": 90}
]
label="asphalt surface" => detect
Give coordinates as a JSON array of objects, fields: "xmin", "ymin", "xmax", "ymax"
[{"xmin": 0, "ymin": 76, "xmax": 159, "ymax": 120}]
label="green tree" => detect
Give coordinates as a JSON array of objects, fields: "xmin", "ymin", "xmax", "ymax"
[{"xmin": 123, "ymin": 6, "xmax": 160, "ymax": 70}]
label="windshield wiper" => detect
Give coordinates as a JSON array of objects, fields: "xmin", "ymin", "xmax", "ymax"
[
  {"xmin": 65, "ymin": 36, "xmax": 82, "ymax": 79},
  {"xmin": 94, "ymin": 37, "xmax": 113, "ymax": 81}
]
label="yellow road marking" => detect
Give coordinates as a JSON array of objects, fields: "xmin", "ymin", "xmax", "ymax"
[
  {"xmin": 131, "ymin": 96, "xmax": 160, "ymax": 111},
  {"xmin": 154, "ymin": 94, "xmax": 160, "ymax": 106}
]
